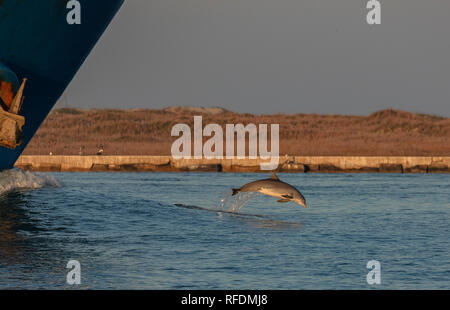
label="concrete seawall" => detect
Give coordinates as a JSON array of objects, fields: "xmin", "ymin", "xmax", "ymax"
[{"xmin": 14, "ymin": 155, "xmax": 450, "ymax": 173}]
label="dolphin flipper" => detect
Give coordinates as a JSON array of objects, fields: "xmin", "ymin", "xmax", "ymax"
[
  {"xmin": 277, "ymin": 199, "xmax": 290, "ymax": 203},
  {"xmin": 281, "ymin": 194, "xmax": 293, "ymax": 199}
]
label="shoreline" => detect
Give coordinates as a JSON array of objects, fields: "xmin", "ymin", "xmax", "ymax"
[{"xmin": 14, "ymin": 155, "xmax": 450, "ymax": 173}]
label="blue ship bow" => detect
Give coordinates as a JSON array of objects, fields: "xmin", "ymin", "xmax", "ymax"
[{"xmin": 0, "ymin": 0, "xmax": 124, "ymax": 170}]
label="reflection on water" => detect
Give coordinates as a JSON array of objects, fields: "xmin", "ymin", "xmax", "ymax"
[
  {"xmin": 175, "ymin": 203, "xmax": 302, "ymax": 230},
  {"xmin": 0, "ymin": 190, "xmax": 71, "ymax": 289},
  {"xmin": 0, "ymin": 169, "xmax": 64, "ymax": 278},
  {"xmin": 0, "ymin": 192, "xmax": 32, "ymax": 265},
  {"xmin": 229, "ymin": 214, "xmax": 302, "ymax": 230}
]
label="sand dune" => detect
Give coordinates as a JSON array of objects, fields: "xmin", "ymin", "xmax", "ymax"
[{"xmin": 23, "ymin": 107, "xmax": 450, "ymax": 156}]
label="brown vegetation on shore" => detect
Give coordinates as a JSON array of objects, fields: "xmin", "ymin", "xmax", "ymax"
[{"xmin": 23, "ymin": 107, "xmax": 450, "ymax": 156}]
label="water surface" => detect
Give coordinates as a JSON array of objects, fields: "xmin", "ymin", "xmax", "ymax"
[{"xmin": 0, "ymin": 170, "xmax": 448, "ymax": 289}]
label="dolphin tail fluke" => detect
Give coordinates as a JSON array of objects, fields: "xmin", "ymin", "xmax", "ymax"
[{"xmin": 232, "ymin": 188, "xmax": 240, "ymax": 196}]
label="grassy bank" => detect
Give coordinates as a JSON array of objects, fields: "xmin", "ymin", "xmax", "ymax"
[{"xmin": 23, "ymin": 107, "xmax": 450, "ymax": 157}]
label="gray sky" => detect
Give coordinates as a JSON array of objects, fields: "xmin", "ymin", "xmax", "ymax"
[{"xmin": 63, "ymin": 0, "xmax": 450, "ymax": 116}]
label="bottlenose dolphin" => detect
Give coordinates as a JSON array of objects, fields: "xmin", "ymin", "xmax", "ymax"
[{"xmin": 232, "ymin": 173, "xmax": 307, "ymax": 208}]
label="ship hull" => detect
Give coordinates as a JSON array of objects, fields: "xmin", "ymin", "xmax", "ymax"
[{"xmin": 0, "ymin": 0, "xmax": 124, "ymax": 170}]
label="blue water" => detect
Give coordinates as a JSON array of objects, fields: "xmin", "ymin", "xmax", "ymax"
[{"xmin": 0, "ymin": 170, "xmax": 449, "ymax": 289}]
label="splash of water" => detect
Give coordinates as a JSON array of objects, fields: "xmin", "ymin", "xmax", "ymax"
[
  {"xmin": 0, "ymin": 169, "xmax": 61, "ymax": 196},
  {"xmin": 219, "ymin": 190, "xmax": 260, "ymax": 213},
  {"xmin": 219, "ymin": 189, "xmax": 233, "ymax": 209},
  {"xmin": 229, "ymin": 192, "xmax": 260, "ymax": 213}
]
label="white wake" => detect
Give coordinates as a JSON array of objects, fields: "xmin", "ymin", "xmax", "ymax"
[{"xmin": 0, "ymin": 169, "xmax": 61, "ymax": 196}]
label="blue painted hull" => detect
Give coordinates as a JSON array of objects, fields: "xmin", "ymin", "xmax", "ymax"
[{"xmin": 0, "ymin": 0, "xmax": 124, "ymax": 169}]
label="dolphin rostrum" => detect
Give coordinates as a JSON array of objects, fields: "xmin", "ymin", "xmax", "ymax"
[{"xmin": 232, "ymin": 172, "xmax": 307, "ymax": 208}]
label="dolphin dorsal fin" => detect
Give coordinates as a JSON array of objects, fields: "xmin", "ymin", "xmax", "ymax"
[{"xmin": 271, "ymin": 172, "xmax": 279, "ymax": 180}]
